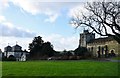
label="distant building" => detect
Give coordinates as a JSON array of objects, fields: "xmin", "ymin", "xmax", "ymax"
[
  {"xmin": 4, "ymin": 44, "xmax": 27, "ymax": 61},
  {"xmin": 79, "ymin": 30, "xmax": 120, "ymax": 57}
]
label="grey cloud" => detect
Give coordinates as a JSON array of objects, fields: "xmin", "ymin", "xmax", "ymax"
[{"xmin": 0, "ymin": 24, "xmax": 36, "ymax": 38}]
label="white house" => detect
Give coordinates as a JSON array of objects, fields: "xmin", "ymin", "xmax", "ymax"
[{"xmin": 4, "ymin": 44, "xmax": 27, "ymax": 61}]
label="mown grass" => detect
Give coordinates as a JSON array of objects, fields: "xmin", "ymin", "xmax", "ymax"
[
  {"xmin": 0, "ymin": 61, "xmax": 2, "ymax": 78},
  {"xmin": 2, "ymin": 60, "xmax": 119, "ymax": 76}
]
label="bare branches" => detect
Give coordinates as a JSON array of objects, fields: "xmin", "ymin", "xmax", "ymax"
[{"xmin": 70, "ymin": 1, "xmax": 120, "ymax": 43}]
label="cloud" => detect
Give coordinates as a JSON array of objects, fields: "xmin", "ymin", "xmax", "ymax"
[
  {"xmin": 0, "ymin": 24, "xmax": 36, "ymax": 38},
  {"xmin": 0, "ymin": 36, "xmax": 32, "ymax": 52},
  {"xmin": 9, "ymin": 0, "xmax": 60, "ymax": 23},
  {"xmin": 68, "ymin": 3, "xmax": 90, "ymax": 28},
  {"xmin": 0, "ymin": 0, "xmax": 83, "ymax": 23},
  {"xmin": 68, "ymin": 1, "xmax": 116, "ymax": 37},
  {"xmin": 10, "ymin": 0, "xmax": 40, "ymax": 15},
  {"xmin": 68, "ymin": 5, "xmax": 83, "ymax": 18},
  {"xmin": 0, "ymin": 15, "xmax": 36, "ymax": 38},
  {"xmin": 0, "ymin": 15, "xmax": 6, "ymax": 22},
  {"xmin": 0, "ymin": 0, "xmax": 9, "ymax": 13},
  {"xmin": 44, "ymin": 14, "xmax": 59, "ymax": 23},
  {"xmin": 0, "ymin": 33, "xmax": 79, "ymax": 52},
  {"xmin": 1, "ymin": 0, "xmax": 119, "ymax": 14},
  {"xmin": 42, "ymin": 34, "xmax": 79, "ymax": 51}
]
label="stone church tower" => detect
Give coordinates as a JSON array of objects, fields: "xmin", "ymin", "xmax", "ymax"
[
  {"xmin": 79, "ymin": 30, "xmax": 120, "ymax": 57},
  {"xmin": 79, "ymin": 30, "xmax": 95, "ymax": 47}
]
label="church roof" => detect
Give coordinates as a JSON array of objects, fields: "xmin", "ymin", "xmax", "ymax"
[
  {"xmin": 88, "ymin": 36, "xmax": 115, "ymax": 44},
  {"xmin": 4, "ymin": 45, "xmax": 12, "ymax": 52},
  {"xmin": 12, "ymin": 44, "xmax": 22, "ymax": 52},
  {"xmin": 5, "ymin": 45, "xmax": 12, "ymax": 48},
  {"xmin": 12, "ymin": 44, "xmax": 22, "ymax": 48}
]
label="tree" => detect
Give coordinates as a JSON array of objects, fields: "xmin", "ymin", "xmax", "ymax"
[
  {"xmin": 41, "ymin": 42, "xmax": 55, "ymax": 57},
  {"xmin": 70, "ymin": 1, "xmax": 120, "ymax": 43},
  {"xmin": 29, "ymin": 36, "xmax": 44, "ymax": 58},
  {"xmin": 74, "ymin": 46, "xmax": 88, "ymax": 56},
  {"xmin": 29, "ymin": 36, "xmax": 55, "ymax": 59},
  {"xmin": 62, "ymin": 50, "xmax": 73, "ymax": 56}
]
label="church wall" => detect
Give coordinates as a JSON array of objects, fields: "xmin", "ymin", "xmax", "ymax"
[
  {"xmin": 87, "ymin": 43, "xmax": 105, "ymax": 57},
  {"xmin": 6, "ymin": 52, "xmax": 14, "ymax": 58},
  {"xmin": 118, "ymin": 44, "xmax": 120, "ymax": 55},
  {"xmin": 80, "ymin": 30, "xmax": 119, "ymax": 57},
  {"xmin": 106, "ymin": 41, "xmax": 120, "ymax": 55},
  {"xmin": 87, "ymin": 40, "xmax": 120, "ymax": 57}
]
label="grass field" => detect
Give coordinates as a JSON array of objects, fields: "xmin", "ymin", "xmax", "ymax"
[{"xmin": 2, "ymin": 60, "xmax": 119, "ymax": 76}]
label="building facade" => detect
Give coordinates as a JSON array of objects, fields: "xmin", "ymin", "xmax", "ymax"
[
  {"xmin": 79, "ymin": 30, "xmax": 120, "ymax": 57},
  {"xmin": 4, "ymin": 44, "xmax": 27, "ymax": 61}
]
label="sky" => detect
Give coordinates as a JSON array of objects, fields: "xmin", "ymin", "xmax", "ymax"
[{"xmin": 0, "ymin": 0, "xmax": 106, "ymax": 52}]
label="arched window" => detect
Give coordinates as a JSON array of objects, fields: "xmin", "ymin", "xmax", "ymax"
[
  {"xmin": 102, "ymin": 47, "xmax": 104, "ymax": 55},
  {"xmin": 97, "ymin": 46, "xmax": 100, "ymax": 52},
  {"xmin": 104, "ymin": 45, "xmax": 108, "ymax": 57},
  {"xmin": 8, "ymin": 55, "xmax": 16, "ymax": 61},
  {"xmin": 91, "ymin": 47, "xmax": 93, "ymax": 52},
  {"xmin": 104, "ymin": 45, "xmax": 108, "ymax": 51}
]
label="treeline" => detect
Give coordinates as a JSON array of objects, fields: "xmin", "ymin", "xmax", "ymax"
[
  {"xmin": 28, "ymin": 36, "xmax": 55, "ymax": 60},
  {"xmin": 28, "ymin": 36, "xmax": 91, "ymax": 60}
]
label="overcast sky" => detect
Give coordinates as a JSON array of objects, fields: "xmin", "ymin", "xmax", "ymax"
[{"xmin": 1, "ymin": 0, "xmax": 113, "ymax": 51}]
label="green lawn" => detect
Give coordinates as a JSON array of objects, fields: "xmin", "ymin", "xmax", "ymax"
[{"xmin": 2, "ymin": 60, "xmax": 119, "ymax": 76}]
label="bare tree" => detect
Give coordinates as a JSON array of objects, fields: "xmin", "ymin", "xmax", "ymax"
[{"xmin": 70, "ymin": 1, "xmax": 120, "ymax": 43}]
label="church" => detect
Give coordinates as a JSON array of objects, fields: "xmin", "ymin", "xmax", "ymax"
[
  {"xmin": 79, "ymin": 30, "xmax": 120, "ymax": 57},
  {"xmin": 4, "ymin": 43, "xmax": 27, "ymax": 61}
]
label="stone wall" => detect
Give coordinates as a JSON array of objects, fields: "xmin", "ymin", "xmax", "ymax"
[{"xmin": 87, "ymin": 40, "xmax": 120, "ymax": 57}]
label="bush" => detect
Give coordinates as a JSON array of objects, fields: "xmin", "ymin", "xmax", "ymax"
[
  {"xmin": 2, "ymin": 55, "xmax": 16, "ymax": 61},
  {"xmin": 2, "ymin": 56, "xmax": 8, "ymax": 61}
]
